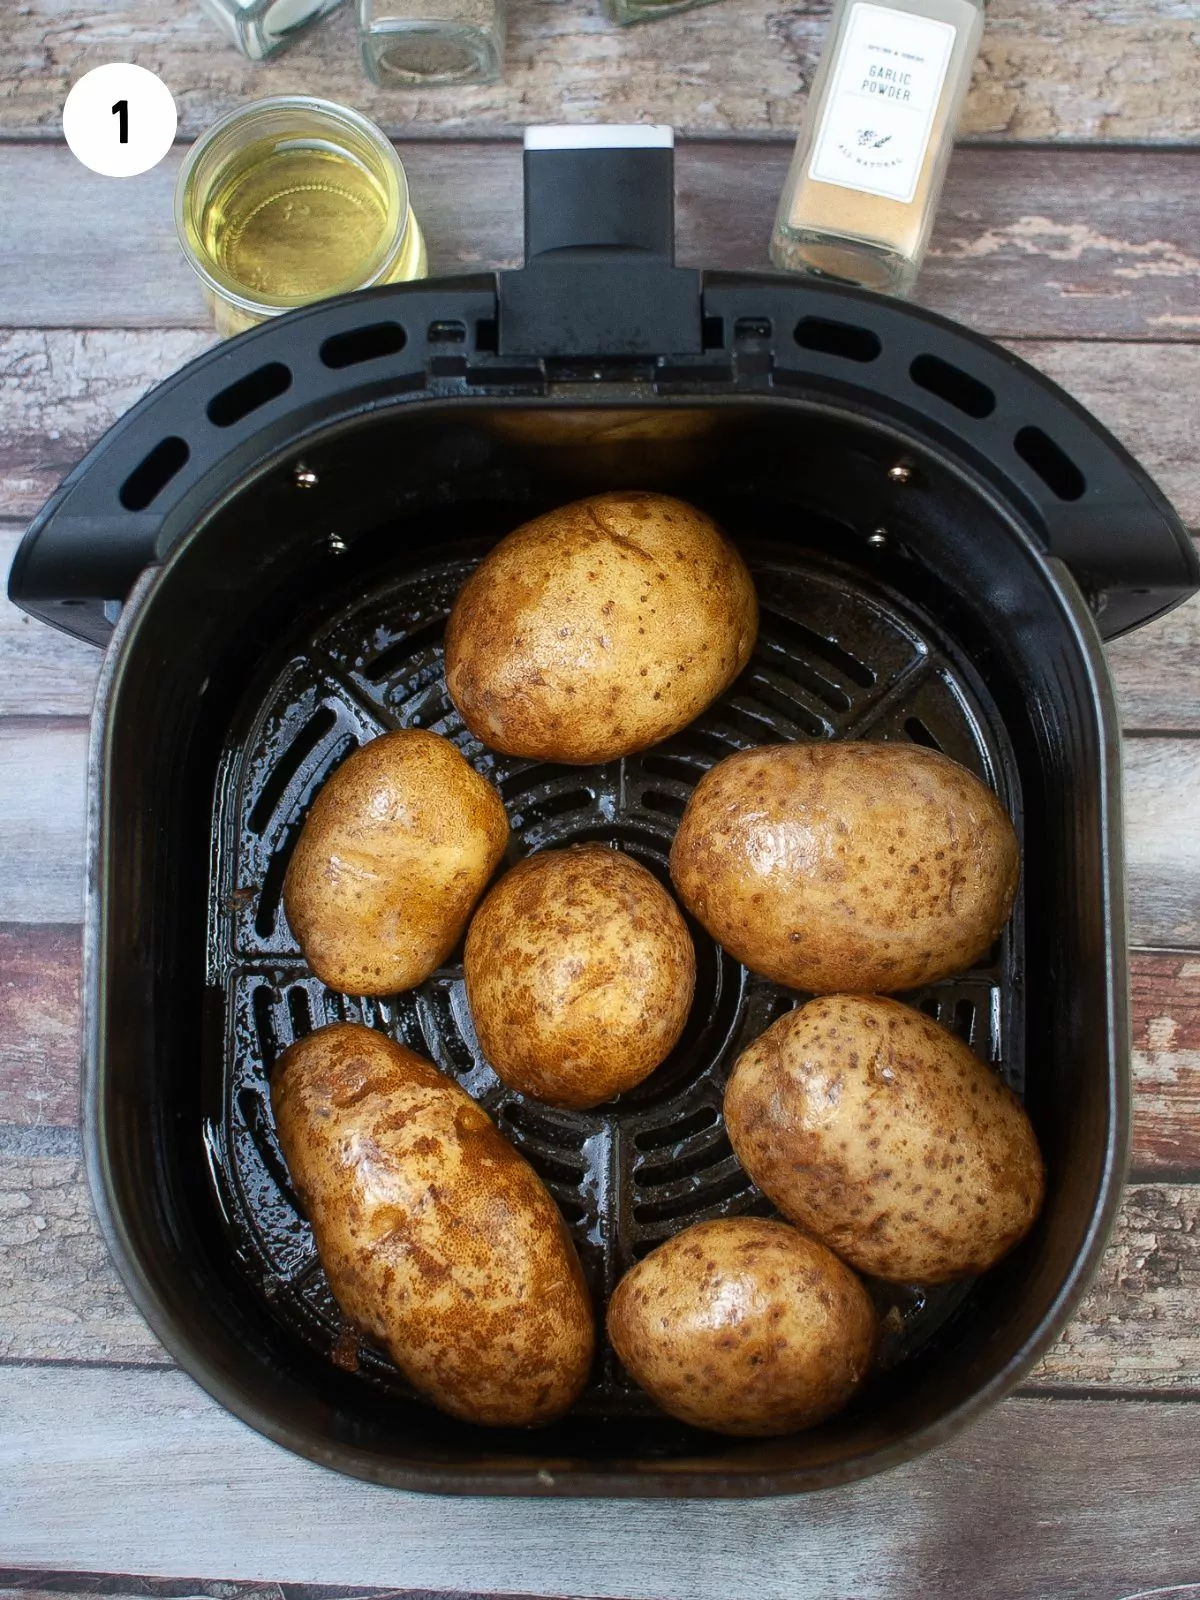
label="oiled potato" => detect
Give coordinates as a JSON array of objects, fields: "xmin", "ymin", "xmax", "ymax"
[
  {"xmin": 444, "ymin": 492, "xmax": 758, "ymax": 763},
  {"xmin": 464, "ymin": 845, "xmax": 695, "ymax": 1109},
  {"xmin": 670, "ymin": 741, "xmax": 1019, "ymax": 993},
  {"xmin": 283, "ymin": 728, "xmax": 507, "ymax": 996},
  {"xmin": 271, "ymin": 1022, "xmax": 595, "ymax": 1426},
  {"xmin": 607, "ymin": 1218, "xmax": 876, "ymax": 1436},
  {"xmin": 725, "ymin": 995, "xmax": 1045, "ymax": 1282}
]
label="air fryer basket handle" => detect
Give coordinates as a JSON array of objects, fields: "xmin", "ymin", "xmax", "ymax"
[
  {"xmin": 498, "ymin": 125, "xmax": 703, "ymax": 358},
  {"xmin": 521, "ymin": 125, "xmax": 677, "ymax": 263}
]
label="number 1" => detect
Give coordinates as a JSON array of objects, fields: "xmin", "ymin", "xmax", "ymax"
[{"xmin": 112, "ymin": 100, "xmax": 129, "ymax": 144}]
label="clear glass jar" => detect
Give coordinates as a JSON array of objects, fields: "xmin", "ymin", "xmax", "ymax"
[
  {"xmin": 175, "ymin": 96, "xmax": 427, "ymax": 338},
  {"xmin": 770, "ymin": 0, "xmax": 986, "ymax": 295},
  {"xmin": 357, "ymin": 0, "xmax": 506, "ymax": 85},
  {"xmin": 197, "ymin": 0, "xmax": 345, "ymax": 60},
  {"xmin": 602, "ymin": 0, "xmax": 722, "ymax": 23}
]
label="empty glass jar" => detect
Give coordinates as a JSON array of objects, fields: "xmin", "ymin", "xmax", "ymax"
[
  {"xmin": 357, "ymin": 0, "xmax": 506, "ymax": 86},
  {"xmin": 198, "ymin": 0, "xmax": 345, "ymax": 59}
]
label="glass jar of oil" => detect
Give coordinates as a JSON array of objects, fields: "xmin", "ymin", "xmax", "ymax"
[{"xmin": 175, "ymin": 97, "xmax": 427, "ymax": 337}]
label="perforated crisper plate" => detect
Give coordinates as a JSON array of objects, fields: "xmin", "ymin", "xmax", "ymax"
[{"xmin": 204, "ymin": 535, "xmax": 1024, "ymax": 1414}]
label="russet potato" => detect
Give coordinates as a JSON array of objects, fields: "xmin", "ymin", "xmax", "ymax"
[
  {"xmin": 282, "ymin": 728, "xmax": 508, "ymax": 996},
  {"xmin": 670, "ymin": 741, "xmax": 1019, "ymax": 993},
  {"xmin": 271, "ymin": 1022, "xmax": 595, "ymax": 1426},
  {"xmin": 444, "ymin": 491, "xmax": 758, "ymax": 764},
  {"xmin": 607, "ymin": 1217, "xmax": 876, "ymax": 1436},
  {"xmin": 464, "ymin": 844, "xmax": 695, "ymax": 1110},
  {"xmin": 724, "ymin": 995, "xmax": 1045, "ymax": 1283}
]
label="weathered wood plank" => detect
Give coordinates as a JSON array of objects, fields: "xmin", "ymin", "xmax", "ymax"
[
  {"xmin": 4, "ymin": 0, "xmax": 1200, "ymax": 141},
  {"xmin": 4, "ymin": 144, "xmax": 1200, "ymax": 340},
  {"xmin": 0, "ymin": 926, "xmax": 80, "ymax": 1129},
  {"xmin": 0, "ymin": 1146, "xmax": 167, "ymax": 1367},
  {"xmin": 1024, "ymin": 1183, "xmax": 1200, "ymax": 1393},
  {"xmin": 0, "ymin": 526, "xmax": 101, "ymax": 719},
  {"xmin": 1124, "ymin": 738, "xmax": 1200, "ymax": 948},
  {"xmin": 1, "ymin": 724, "xmax": 1198, "ymax": 938},
  {"xmin": 1130, "ymin": 950, "xmax": 1200, "ymax": 1177},
  {"xmin": 5, "ymin": 333, "xmax": 1199, "ymax": 531},
  {"xmin": 1, "ymin": 1367, "xmax": 1199, "ymax": 1595},
  {"xmin": 1108, "ymin": 587, "xmax": 1200, "ymax": 734},
  {"xmin": 925, "ymin": 150, "xmax": 1200, "ymax": 343},
  {"xmin": 0, "ymin": 721, "xmax": 87, "ymax": 924},
  {"xmin": 2, "ymin": 1144, "xmax": 1197, "ymax": 1390},
  {"xmin": 0, "ymin": 1583, "xmax": 542, "ymax": 1600}
]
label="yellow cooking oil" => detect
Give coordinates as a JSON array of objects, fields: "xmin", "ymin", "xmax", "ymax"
[
  {"xmin": 176, "ymin": 98, "xmax": 427, "ymax": 336},
  {"xmin": 203, "ymin": 138, "xmax": 396, "ymax": 302}
]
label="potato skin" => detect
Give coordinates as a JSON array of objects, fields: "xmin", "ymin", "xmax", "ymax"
[
  {"xmin": 607, "ymin": 1218, "xmax": 876, "ymax": 1436},
  {"xmin": 444, "ymin": 492, "xmax": 758, "ymax": 764},
  {"xmin": 725, "ymin": 995, "xmax": 1045, "ymax": 1283},
  {"xmin": 282, "ymin": 728, "xmax": 508, "ymax": 996},
  {"xmin": 669, "ymin": 741, "xmax": 1019, "ymax": 993},
  {"xmin": 270, "ymin": 1022, "xmax": 595, "ymax": 1426},
  {"xmin": 464, "ymin": 845, "xmax": 695, "ymax": 1110}
]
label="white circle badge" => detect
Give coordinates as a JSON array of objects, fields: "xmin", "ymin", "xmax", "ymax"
[{"xmin": 63, "ymin": 63, "xmax": 178, "ymax": 178}]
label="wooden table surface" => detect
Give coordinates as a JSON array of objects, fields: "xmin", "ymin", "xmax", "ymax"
[{"xmin": 2, "ymin": 2, "xmax": 1200, "ymax": 1596}]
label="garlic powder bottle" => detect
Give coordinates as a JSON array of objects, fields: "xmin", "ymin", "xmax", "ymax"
[{"xmin": 770, "ymin": 0, "xmax": 985, "ymax": 295}]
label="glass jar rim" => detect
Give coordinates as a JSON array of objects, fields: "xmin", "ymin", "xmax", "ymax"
[{"xmin": 174, "ymin": 94, "xmax": 413, "ymax": 320}]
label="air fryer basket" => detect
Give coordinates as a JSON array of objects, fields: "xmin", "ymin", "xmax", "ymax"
[
  {"xmin": 10, "ymin": 132, "xmax": 1198, "ymax": 1495},
  {"xmin": 213, "ymin": 517, "xmax": 1021, "ymax": 1403}
]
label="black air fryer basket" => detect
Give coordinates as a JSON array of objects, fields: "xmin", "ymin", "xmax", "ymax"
[{"xmin": 10, "ymin": 129, "xmax": 1198, "ymax": 1496}]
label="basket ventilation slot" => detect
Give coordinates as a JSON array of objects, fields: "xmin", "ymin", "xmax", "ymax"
[
  {"xmin": 364, "ymin": 618, "xmax": 447, "ymax": 683},
  {"xmin": 118, "ymin": 436, "xmax": 189, "ymax": 511},
  {"xmin": 635, "ymin": 1132, "xmax": 736, "ymax": 1188},
  {"xmin": 207, "ymin": 363, "xmax": 292, "ymax": 428},
  {"xmin": 320, "ymin": 322, "xmax": 407, "ymax": 370},
  {"xmin": 759, "ymin": 609, "xmax": 876, "ymax": 688},
  {"xmin": 793, "ymin": 318, "xmax": 881, "ymax": 363},
  {"xmin": 248, "ymin": 707, "xmax": 339, "ymax": 835},
  {"xmin": 641, "ymin": 789, "xmax": 688, "ymax": 818},
  {"xmin": 910, "ymin": 354, "xmax": 995, "ymax": 419},
  {"xmin": 633, "ymin": 1104, "xmax": 720, "ymax": 1152},
  {"xmin": 702, "ymin": 315, "xmax": 726, "ymax": 351},
  {"xmin": 1015, "ymin": 426, "xmax": 1087, "ymax": 501},
  {"xmin": 633, "ymin": 1165, "xmax": 752, "ymax": 1225},
  {"xmin": 904, "ymin": 716, "xmax": 942, "ymax": 750}
]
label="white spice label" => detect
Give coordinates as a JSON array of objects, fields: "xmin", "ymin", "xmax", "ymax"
[{"xmin": 808, "ymin": 3, "xmax": 957, "ymax": 206}]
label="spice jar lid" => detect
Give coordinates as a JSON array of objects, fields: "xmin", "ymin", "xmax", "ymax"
[{"xmin": 175, "ymin": 95, "xmax": 422, "ymax": 327}]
